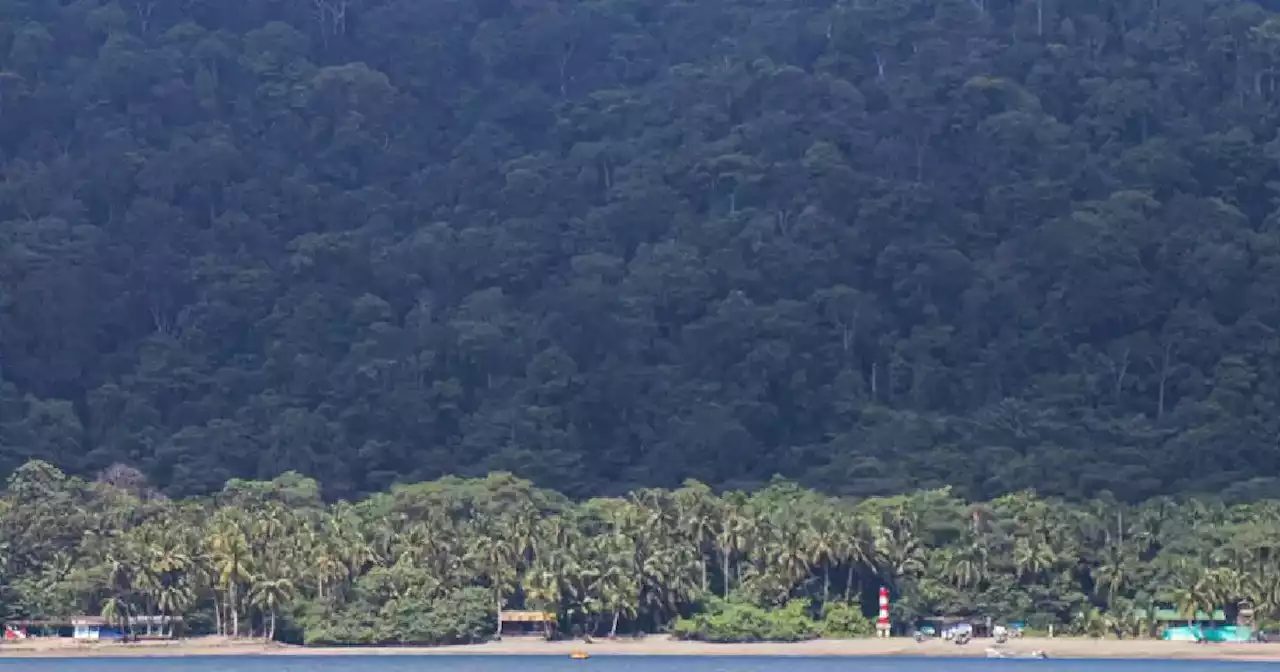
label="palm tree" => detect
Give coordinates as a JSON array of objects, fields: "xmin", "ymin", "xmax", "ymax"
[
  {"xmin": 100, "ymin": 595, "xmax": 131, "ymax": 639},
  {"xmin": 840, "ymin": 513, "xmax": 876, "ymax": 603},
  {"xmin": 312, "ymin": 544, "xmax": 346, "ymax": 601},
  {"xmin": 471, "ymin": 530, "xmax": 520, "ymax": 636},
  {"xmin": 1012, "ymin": 534, "xmax": 1056, "ymax": 583},
  {"xmin": 1073, "ymin": 605, "xmax": 1108, "ymax": 638},
  {"xmin": 594, "ymin": 526, "xmax": 639, "ymax": 637},
  {"xmin": 209, "ymin": 523, "xmax": 254, "ymax": 637},
  {"xmin": 155, "ymin": 582, "xmax": 194, "ymax": 637},
  {"xmin": 802, "ymin": 509, "xmax": 842, "ymax": 603},
  {"xmin": 104, "ymin": 553, "xmax": 136, "ymax": 639},
  {"xmin": 714, "ymin": 497, "xmax": 750, "ymax": 597},
  {"xmin": 134, "ymin": 522, "xmax": 197, "ymax": 637},
  {"xmin": 249, "ymin": 576, "xmax": 296, "ymax": 641},
  {"xmin": 1168, "ymin": 564, "xmax": 1224, "ymax": 627},
  {"xmin": 765, "ymin": 510, "xmax": 811, "ymax": 599},
  {"xmin": 1095, "ymin": 542, "xmax": 1135, "ymax": 608},
  {"xmin": 523, "ymin": 558, "xmax": 562, "ymax": 639},
  {"xmin": 874, "ymin": 506, "xmax": 926, "ymax": 591},
  {"xmin": 674, "ymin": 481, "xmax": 718, "ymax": 594},
  {"xmin": 1199, "ymin": 567, "xmax": 1245, "ymax": 619},
  {"xmin": 947, "ymin": 537, "xmax": 987, "ymax": 590}
]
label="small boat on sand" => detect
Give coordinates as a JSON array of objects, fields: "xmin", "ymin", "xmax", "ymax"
[{"xmin": 986, "ymin": 647, "xmax": 1048, "ymax": 659}]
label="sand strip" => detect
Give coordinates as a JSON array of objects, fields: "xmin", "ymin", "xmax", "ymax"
[{"xmin": 2, "ymin": 636, "xmax": 1279, "ymax": 660}]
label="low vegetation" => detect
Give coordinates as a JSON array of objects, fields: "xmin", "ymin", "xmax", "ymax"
[
  {"xmin": 673, "ymin": 599, "xmax": 822, "ymax": 643},
  {"xmin": 671, "ymin": 599, "xmax": 876, "ymax": 643}
]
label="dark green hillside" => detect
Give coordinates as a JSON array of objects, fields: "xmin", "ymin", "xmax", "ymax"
[{"xmin": 3, "ymin": 0, "xmax": 1280, "ymax": 500}]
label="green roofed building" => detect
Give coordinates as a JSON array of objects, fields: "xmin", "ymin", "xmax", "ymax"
[
  {"xmin": 1133, "ymin": 605, "xmax": 1253, "ymax": 643},
  {"xmin": 1132, "ymin": 608, "xmax": 1227, "ymax": 623}
]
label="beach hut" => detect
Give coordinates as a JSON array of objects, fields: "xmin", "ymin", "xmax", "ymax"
[
  {"xmin": 1134, "ymin": 607, "xmax": 1253, "ymax": 643},
  {"xmin": 68, "ymin": 615, "xmax": 181, "ymax": 642},
  {"xmin": 499, "ymin": 610, "xmax": 557, "ymax": 638},
  {"xmin": 71, "ymin": 617, "xmax": 125, "ymax": 641}
]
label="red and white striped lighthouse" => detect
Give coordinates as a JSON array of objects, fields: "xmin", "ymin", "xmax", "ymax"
[{"xmin": 877, "ymin": 586, "xmax": 890, "ymax": 636}]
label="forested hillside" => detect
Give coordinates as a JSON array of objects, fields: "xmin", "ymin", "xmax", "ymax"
[{"xmin": 5, "ymin": 0, "xmax": 1280, "ymax": 500}]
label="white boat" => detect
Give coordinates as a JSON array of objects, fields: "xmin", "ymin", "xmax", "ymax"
[{"xmin": 986, "ymin": 647, "xmax": 1048, "ymax": 659}]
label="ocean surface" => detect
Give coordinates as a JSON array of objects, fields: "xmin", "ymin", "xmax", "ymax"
[{"xmin": 0, "ymin": 657, "xmax": 1273, "ymax": 672}]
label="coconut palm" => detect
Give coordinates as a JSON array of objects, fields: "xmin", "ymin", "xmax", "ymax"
[
  {"xmin": 1095, "ymin": 541, "xmax": 1135, "ymax": 608},
  {"xmin": 249, "ymin": 576, "xmax": 296, "ymax": 641},
  {"xmin": 208, "ymin": 523, "xmax": 254, "ymax": 637},
  {"xmin": 947, "ymin": 535, "xmax": 988, "ymax": 590},
  {"xmin": 523, "ymin": 558, "xmax": 562, "ymax": 639},
  {"xmin": 802, "ymin": 508, "xmax": 843, "ymax": 603}
]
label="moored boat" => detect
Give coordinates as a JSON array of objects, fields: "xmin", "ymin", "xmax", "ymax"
[{"xmin": 986, "ymin": 647, "xmax": 1048, "ymax": 659}]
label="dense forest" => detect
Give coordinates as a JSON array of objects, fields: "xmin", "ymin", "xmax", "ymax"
[
  {"xmin": 5, "ymin": 461, "xmax": 1280, "ymax": 644},
  {"xmin": 8, "ymin": 0, "xmax": 1280, "ymax": 500}
]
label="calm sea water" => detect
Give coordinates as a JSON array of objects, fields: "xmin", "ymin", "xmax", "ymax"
[{"xmin": 0, "ymin": 657, "xmax": 1273, "ymax": 672}]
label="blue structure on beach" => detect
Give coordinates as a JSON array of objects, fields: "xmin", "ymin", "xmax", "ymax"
[
  {"xmin": 1135, "ymin": 607, "xmax": 1255, "ymax": 643},
  {"xmin": 1162, "ymin": 624, "xmax": 1253, "ymax": 642},
  {"xmin": 72, "ymin": 617, "xmax": 125, "ymax": 641}
]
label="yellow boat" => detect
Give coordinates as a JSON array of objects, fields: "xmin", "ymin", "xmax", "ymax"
[{"xmin": 570, "ymin": 651, "xmax": 590, "ymax": 660}]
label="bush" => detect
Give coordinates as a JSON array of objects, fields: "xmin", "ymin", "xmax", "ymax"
[
  {"xmin": 297, "ymin": 587, "xmax": 496, "ymax": 646},
  {"xmin": 819, "ymin": 602, "xmax": 876, "ymax": 638},
  {"xmin": 299, "ymin": 607, "xmax": 379, "ymax": 646},
  {"xmin": 671, "ymin": 598, "xmax": 819, "ymax": 643},
  {"xmin": 770, "ymin": 599, "xmax": 823, "ymax": 641},
  {"xmin": 419, "ymin": 587, "xmax": 496, "ymax": 644}
]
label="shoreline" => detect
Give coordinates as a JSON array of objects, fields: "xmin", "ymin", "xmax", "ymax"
[{"xmin": 3, "ymin": 636, "xmax": 1280, "ymax": 660}]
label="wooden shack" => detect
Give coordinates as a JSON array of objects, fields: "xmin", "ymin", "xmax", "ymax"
[{"xmin": 499, "ymin": 610, "xmax": 557, "ymax": 638}]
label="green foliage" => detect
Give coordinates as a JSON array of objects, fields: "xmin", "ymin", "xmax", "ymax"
[
  {"xmin": 674, "ymin": 597, "xmax": 873, "ymax": 643},
  {"xmin": 3, "ymin": 461, "xmax": 1280, "ymax": 646},
  {"xmin": 0, "ymin": 0, "xmax": 1279, "ymax": 504},
  {"xmin": 299, "ymin": 608, "xmax": 378, "ymax": 647},
  {"xmin": 421, "ymin": 588, "xmax": 498, "ymax": 645},
  {"xmin": 298, "ymin": 588, "xmax": 494, "ymax": 646},
  {"xmin": 819, "ymin": 602, "xmax": 877, "ymax": 639},
  {"xmin": 672, "ymin": 598, "xmax": 820, "ymax": 643}
]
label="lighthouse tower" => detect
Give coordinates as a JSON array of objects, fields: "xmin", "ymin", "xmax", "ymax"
[{"xmin": 877, "ymin": 586, "xmax": 890, "ymax": 637}]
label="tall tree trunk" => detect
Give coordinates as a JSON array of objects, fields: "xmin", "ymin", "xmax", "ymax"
[
  {"xmin": 495, "ymin": 593, "xmax": 503, "ymax": 637},
  {"xmin": 230, "ymin": 583, "xmax": 240, "ymax": 637},
  {"xmin": 722, "ymin": 553, "xmax": 732, "ymax": 597},
  {"xmin": 610, "ymin": 611, "xmax": 620, "ymax": 637},
  {"xmin": 823, "ymin": 565, "xmax": 831, "ymax": 604},
  {"xmin": 213, "ymin": 595, "xmax": 223, "ymax": 636},
  {"xmin": 845, "ymin": 565, "xmax": 856, "ymax": 602},
  {"xmin": 269, "ymin": 611, "xmax": 276, "ymax": 642}
]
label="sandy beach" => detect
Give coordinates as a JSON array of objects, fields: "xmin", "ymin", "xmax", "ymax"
[{"xmin": 3, "ymin": 635, "xmax": 1280, "ymax": 660}]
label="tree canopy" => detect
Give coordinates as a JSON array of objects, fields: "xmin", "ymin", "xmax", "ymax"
[
  {"xmin": 6, "ymin": 462, "xmax": 1280, "ymax": 644},
  {"xmin": 4, "ymin": 0, "xmax": 1280, "ymax": 500}
]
